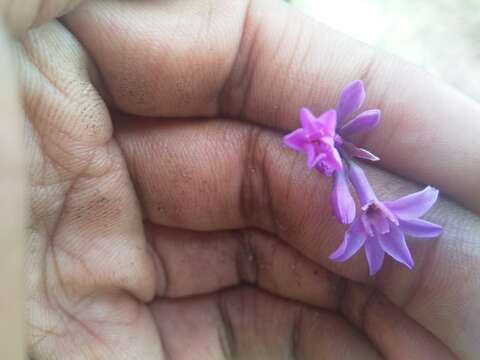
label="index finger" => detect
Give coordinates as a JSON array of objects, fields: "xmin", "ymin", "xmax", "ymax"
[{"xmin": 219, "ymin": 0, "xmax": 480, "ymax": 213}]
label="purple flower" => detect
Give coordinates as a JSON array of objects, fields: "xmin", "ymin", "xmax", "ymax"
[
  {"xmin": 282, "ymin": 79, "xmax": 443, "ymax": 275},
  {"xmin": 283, "ymin": 81, "xmax": 382, "ymax": 225},
  {"xmin": 329, "ymin": 161, "xmax": 442, "ymax": 275},
  {"xmin": 328, "ymin": 80, "xmax": 383, "ymax": 223},
  {"xmin": 284, "ymin": 108, "xmax": 342, "ymax": 175},
  {"xmin": 336, "ymin": 80, "xmax": 381, "ymax": 162}
]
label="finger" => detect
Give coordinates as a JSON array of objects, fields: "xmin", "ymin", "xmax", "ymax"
[
  {"xmin": 115, "ymin": 115, "xmax": 480, "ymax": 356},
  {"xmin": 220, "ymin": 0, "xmax": 480, "ymax": 213},
  {"xmin": 64, "ymin": 0, "xmax": 480, "ymax": 212},
  {"xmin": 0, "ymin": 27, "xmax": 26, "ymax": 360},
  {"xmin": 147, "ymin": 223, "xmax": 342, "ymax": 309},
  {"xmin": 63, "ymin": 0, "xmax": 247, "ymax": 117},
  {"xmin": 151, "ymin": 286, "xmax": 381, "ymax": 359},
  {"xmin": 148, "ymin": 222, "xmax": 460, "ymax": 359},
  {"xmin": 341, "ymin": 282, "xmax": 457, "ymax": 359}
]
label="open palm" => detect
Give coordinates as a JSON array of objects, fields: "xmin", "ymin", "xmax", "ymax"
[{"xmin": 20, "ymin": 0, "xmax": 480, "ymax": 359}]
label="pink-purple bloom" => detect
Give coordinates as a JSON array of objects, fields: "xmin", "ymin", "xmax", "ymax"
[
  {"xmin": 330, "ymin": 162, "xmax": 442, "ymax": 275},
  {"xmin": 284, "ymin": 81, "xmax": 381, "ymax": 224},
  {"xmin": 283, "ymin": 80, "xmax": 442, "ymax": 275},
  {"xmin": 284, "ymin": 81, "xmax": 381, "ymax": 175},
  {"xmin": 284, "ymin": 108, "xmax": 342, "ymax": 176}
]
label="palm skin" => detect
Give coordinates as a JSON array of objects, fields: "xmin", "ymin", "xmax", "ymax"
[{"xmin": 15, "ymin": 0, "xmax": 480, "ymax": 359}]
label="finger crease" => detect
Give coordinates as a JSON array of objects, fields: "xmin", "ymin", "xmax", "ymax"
[
  {"xmin": 234, "ymin": 229, "xmax": 258, "ymax": 286},
  {"xmin": 216, "ymin": 293, "xmax": 237, "ymax": 359}
]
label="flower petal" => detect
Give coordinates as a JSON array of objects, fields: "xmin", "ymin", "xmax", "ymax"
[
  {"xmin": 329, "ymin": 219, "xmax": 366, "ymax": 261},
  {"xmin": 321, "ymin": 136, "xmax": 335, "ymax": 147},
  {"xmin": 370, "ymin": 211, "xmax": 390, "ymax": 234},
  {"xmin": 398, "ymin": 218, "xmax": 443, "ymax": 238},
  {"xmin": 330, "ymin": 170, "xmax": 356, "ymax": 224},
  {"xmin": 300, "ymin": 107, "xmax": 317, "ymax": 133},
  {"xmin": 305, "ymin": 144, "xmax": 317, "ymax": 168},
  {"xmin": 365, "ymin": 236, "xmax": 385, "ymax": 275},
  {"xmin": 283, "ymin": 129, "xmax": 307, "ymax": 151},
  {"xmin": 379, "ymin": 225, "xmax": 415, "ymax": 269},
  {"xmin": 336, "ymin": 80, "xmax": 366, "ymax": 124},
  {"xmin": 340, "ymin": 109, "xmax": 381, "ymax": 136},
  {"xmin": 384, "ymin": 186, "xmax": 439, "ymax": 220},
  {"xmin": 360, "ymin": 214, "xmax": 374, "ymax": 237},
  {"xmin": 318, "ymin": 109, "xmax": 337, "ymax": 136},
  {"xmin": 348, "ymin": 161, "xmax": 377, "ymax": 205},
  {"xmin": 329, "ymin": 147, "xmax": 343, "ymax": 171},
  {"xmin": 342, "ymin": 141, "xmax": 380, "ymax": 161}
]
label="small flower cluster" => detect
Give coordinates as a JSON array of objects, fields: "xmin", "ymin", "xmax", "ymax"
[{"xmin": 283, "ymin": 80, "xmax": 442, "ymax": 275}]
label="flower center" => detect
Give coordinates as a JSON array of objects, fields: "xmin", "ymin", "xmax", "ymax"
[
  {"xmin": 362, "ymin": 202, "xmax": 391, "ymax": 236},
  {"xmin": 365, "ymin": 203, "xmax": 380, "ymax": 215}
]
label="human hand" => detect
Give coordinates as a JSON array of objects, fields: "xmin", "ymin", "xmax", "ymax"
[{"xmin": 5, "ymin": 0, "xmax": 480, "ymax": 358}]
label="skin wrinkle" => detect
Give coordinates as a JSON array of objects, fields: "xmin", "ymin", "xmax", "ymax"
[
  {"xmin": 283, "ymin": 152, "xmax": 301, "ymax": 210},
  {"xmin": 146, "ymin": 221, "xmax": 346, "ymax": 312},
  {"xmin": 21, "ymin": 29, "xmax": 69, "ymax": 100},
  {"xmin": 356, "ymin": 55, "xmax": 378, "ymax": 103},
  {"xmin": 361, "ymin": 290, "xmax": 394, "ymax": 359},
  {"xmin": 289, "ymin": 307, "xmax": 304, "ymax": 360},
  {"xmin": 217, "ymin": 0, "xmax": 255, "ymax": 119},
  {"xmin": 239, "ymin": 126, "xmax": 264, "ymax": 227},
  {"xmin": 216, "ymin": 292, "xmax": 237, "ymax": 359},
  {"xmin": 44, "ymin": 241, "xmax": 150, "ymax": 350},
  {"xmin": 259, "ymin": 136, "xmax": 280, "ymax": 235},
  {"xmin": 36, "ymin": 243, "xmax": 108, "ymax": 355},
  {"xmin": 150, "ymin": 307, "xmax": 172, "ymax": 360},
  {"xmin": 339, "ymin": 284, "xmax": 390, "ymax": 358},
  {"xmin": 270, "ymin": 12, "xmax": 303, "ymax": 126},
  {"xmin": 152, "ymin": 242, "xmax": 170, "ymax": 298},
  {"xmin": 234, "ymin": 229, "xmax": 258, "ymax": 286},
  {"xmin": 42, "ymin": 177, "xmax": 78, "ymax": 307},
  {"xmin": 28, "ymin": 322, "xmax": 63, "ymax": 355},
  {"xmin": 340, "ymin": 282, "xmax": 459, "ymax": 359},
  {"xmin": 218, "ymin": 2, "xmax": 319, "ymax": 130},
  {"xmin": 145, "ymin": 234, "xmax": 167, "ymax": 298},
  {"xmin": 42, "ymin": 160, "xmax": 146, "ymax": 298}
]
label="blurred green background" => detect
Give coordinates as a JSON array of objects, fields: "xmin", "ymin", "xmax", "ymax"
[{"xmin": 289, "ymin": 0, "xmax": 480, "ymax": 101}]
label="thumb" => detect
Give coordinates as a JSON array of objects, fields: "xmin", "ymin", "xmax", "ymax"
[{"xmin": 0, "ymin": 1, "xmax": 86, "ymax": 357}]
